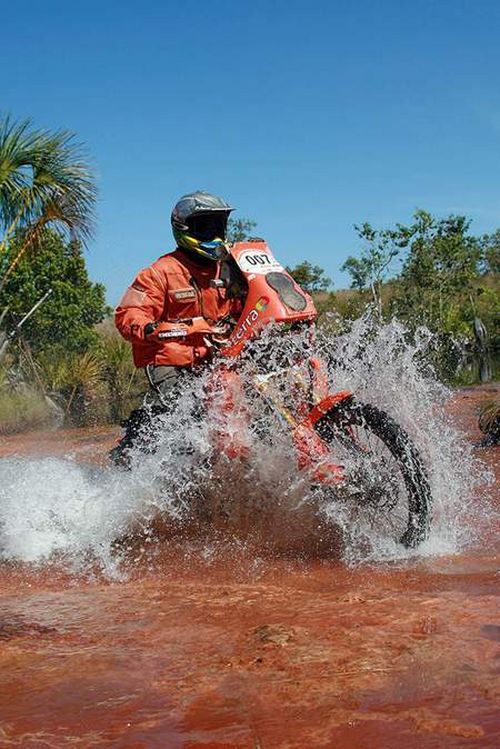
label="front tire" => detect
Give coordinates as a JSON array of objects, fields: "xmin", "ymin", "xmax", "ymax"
[{"xmin": 315, "ymin": 399, "xmax": 432, "ymax": 548}]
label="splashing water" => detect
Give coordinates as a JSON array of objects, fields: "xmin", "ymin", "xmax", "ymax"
[
  {"xmin": 315, "ymin": 317, "xmax": 494, "ymax": 562},
  {"xmin": 0, "ymin": 318, "xmax": 493, "ymax": 574}
]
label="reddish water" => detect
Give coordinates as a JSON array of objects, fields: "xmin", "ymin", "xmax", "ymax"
[{"xmin": 0, "ymin": 387, "xmax": 498, "ymax": 748}]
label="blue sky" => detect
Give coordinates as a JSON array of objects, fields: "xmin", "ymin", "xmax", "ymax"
[{"xmin": 2, "ymin": 0, "xmax": 500, "ymax": 302}]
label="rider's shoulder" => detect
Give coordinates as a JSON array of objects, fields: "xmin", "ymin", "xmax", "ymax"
[
  {"xmin": 153, "ymin": 248, "xmax": 178, "ymax": 261},
  {"xmin": 144, "ymin": 250, "xmax": 190, "ymax": 288},
  {"xmin": 132, "ymin": 252, "xmax": 178, "ymax": 288},
  {"xmin": 150, "ymin": 249, "xmax": 182, "ymax": 271}
]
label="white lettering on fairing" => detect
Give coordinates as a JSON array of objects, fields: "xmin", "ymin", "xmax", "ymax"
[{"xmin": 234, "ymin": 308, "xmax": 259, "ymax": 341}]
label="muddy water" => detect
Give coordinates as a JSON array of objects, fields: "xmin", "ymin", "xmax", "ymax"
[{"xmin": 0, "ymin": 387, "xmax": 498, "ymax": 748}]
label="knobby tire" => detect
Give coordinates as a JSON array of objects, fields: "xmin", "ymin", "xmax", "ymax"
[{"xmin": 316, "ymin": 399, "xmax": 432, "ymax": 548}]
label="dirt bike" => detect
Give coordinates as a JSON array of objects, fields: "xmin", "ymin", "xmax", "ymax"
[{"xmin": 152, "ymin": 240, "xmax": 432, "ymax": 548}]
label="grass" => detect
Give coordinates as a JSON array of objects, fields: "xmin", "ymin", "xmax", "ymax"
[
  {"xmin": 0, "ymin": 387, "xmax": 55, "ymax": 434},
  {"xmin": 478, "ymin": 398, "xmax": 500, "ymax": 443}
]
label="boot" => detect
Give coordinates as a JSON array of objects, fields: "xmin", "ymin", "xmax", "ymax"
[{"xmin": 109, "ymin": 408, "xmax": 154, "ymax": 469}]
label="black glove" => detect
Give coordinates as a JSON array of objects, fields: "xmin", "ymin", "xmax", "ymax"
[{"xmin": 144, "ymin": 321, "xmax": 159, "ymax": 338}]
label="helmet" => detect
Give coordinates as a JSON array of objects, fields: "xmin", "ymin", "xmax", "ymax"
[{"xmin": 171, "ymin": 191, "xmax": 234, "ymax": 261}]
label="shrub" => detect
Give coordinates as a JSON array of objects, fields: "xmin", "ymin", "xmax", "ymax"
[{"xmin": 0, "ymin": 386, "xmax": 55, "ymax": 434}]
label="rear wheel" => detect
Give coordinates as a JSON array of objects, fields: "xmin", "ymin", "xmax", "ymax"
[{"xmin": 315, "ymin": 398, "xmax": 432, "ymax": 548}]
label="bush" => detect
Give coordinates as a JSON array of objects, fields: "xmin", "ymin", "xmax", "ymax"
[
  {"xmin": 478, "ymin": 399, "xmax": 500, "ymax": 443},
  {"xmin": 0, "ymin": 386, "xmax": 56, "ymax": 434},
  {"xmin": 96, "ymin": 330, "xmax": 145, "ymax": 423}
]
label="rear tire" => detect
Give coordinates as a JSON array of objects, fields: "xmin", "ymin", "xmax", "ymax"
[{"xmin": 315, "ymin": 399, "xmax": 432, "ymax": 548}]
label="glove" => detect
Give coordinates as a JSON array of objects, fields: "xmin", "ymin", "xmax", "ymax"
[
  {"xmin": 144, "ymin": 321, "xmax": 159, "ymax": 338},
  {"xmin": 207, "ymin": 318, "xmax": 234, "ymax": 347},
  {"xmin": 211, "ymin": 320, "xmax": 232, "ymax": 338}
]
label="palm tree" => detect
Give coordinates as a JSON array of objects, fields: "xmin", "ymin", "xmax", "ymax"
[{"xmin": 0, "ymin": 115, "xmax": 97, "ymax": 292}]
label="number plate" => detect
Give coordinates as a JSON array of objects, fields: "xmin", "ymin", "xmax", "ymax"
[{"xmin": 237, "ymin": 249, "xmax": 284, "ymax": 274}]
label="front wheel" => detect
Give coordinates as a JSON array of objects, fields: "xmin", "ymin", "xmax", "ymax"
[{"xmin": 315, "ymin": 399, "xmax": 432, "ymax": 548}]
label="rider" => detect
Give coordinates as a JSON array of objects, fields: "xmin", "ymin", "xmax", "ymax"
[{"xmin": 110, "ymin": 190, "xmax": 237, "ymax": 467}]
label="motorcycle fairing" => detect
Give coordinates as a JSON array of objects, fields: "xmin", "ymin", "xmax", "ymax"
[
  {"xmin": 223, "ymin": 241, "xmax": 317, "ymax": 358},
  {"xmin": 211, "ymin": 241, "xmax": 352, "ymax": 481}
]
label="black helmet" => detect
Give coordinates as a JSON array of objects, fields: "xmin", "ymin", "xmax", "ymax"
[{"xmin": 171, "ymin": 191, "xmax": 234, "ymax": 260}]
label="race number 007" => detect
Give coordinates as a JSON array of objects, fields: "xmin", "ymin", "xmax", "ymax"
[
  {"xmin": 238, "ymin": 250, "xmax": 282, "ymax": 274},
  {"xmin": 245, "ymin": 253, "xmax": 272, "ymax": 266}
]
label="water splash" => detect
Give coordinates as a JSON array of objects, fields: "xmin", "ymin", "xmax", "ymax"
[
  {"xmin": 0, "ymin": 318, "xmax": 493, "ymax": 574},
  {"xmin": 313, "ymin": 318, "xmax": 492, "ymax": 561}
]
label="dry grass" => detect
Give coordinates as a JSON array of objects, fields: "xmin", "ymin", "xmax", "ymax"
[
  {"xmin": 478, "ymin": 399, "xmax": 500, "ymax": 442},
  {"xmin": 0, "ymin": 387, "xmax": 54, "ymax": 434}
]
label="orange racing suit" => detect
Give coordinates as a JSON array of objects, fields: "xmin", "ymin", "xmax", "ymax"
[{"xmin": 115, "ymin": 249, "xmax": 235, "ymax": 368}]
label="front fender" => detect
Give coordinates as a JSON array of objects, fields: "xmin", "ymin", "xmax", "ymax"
[
  {"xmin": 291, "ymin": 391, "xmax": 353, "ymax": 484},
  {"xmin": 301, "ymin": 391, "xmax": 354, "ymax": 429}
]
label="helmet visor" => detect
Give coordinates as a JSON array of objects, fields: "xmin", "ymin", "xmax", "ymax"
[{"xmin": 187, "ymin": 212, "xmax": 229, "ymax": 242}]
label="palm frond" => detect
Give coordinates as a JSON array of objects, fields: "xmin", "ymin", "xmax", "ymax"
[
  {"xmin": 35, "ymin": 350, "xmax": 103, "ymax": 391},
  {"xmin": 0, "ymin": 114, "xmax": 97, "ymax": 247}
]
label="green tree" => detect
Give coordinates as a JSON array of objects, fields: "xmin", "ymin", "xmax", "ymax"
[
  {"xmin": 341, "ymin": 221, "xmax": 404, "ymax": 316},
  {"xmin": 341, "ymin": 210, "xmax": 490, "ymax": 338},
  {"xmin": 285, "ymin": 260, "xmax": 332, "ymax": 293},
  {"xmin": 479, "ymin": 229, "xmax": 500, "ymax": 274},
  {"xmin": 227, "ymin": 217, "xmax": 258, "ymax": 243},
  {"xmin": 0, "ymin": 115, "xmax": 96, "ymax": 291},
  {"xmin": 394, "ymin": 211, "xmax": 483, "ymax": 336},
  {"xmin": 1, "ymin": 230, "xmax": 108, "ymax": 354}
]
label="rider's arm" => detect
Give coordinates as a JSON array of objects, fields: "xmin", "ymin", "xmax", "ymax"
[{"xmin": 115, "ymin": 265, "xmax": 167, "ymax": 342}]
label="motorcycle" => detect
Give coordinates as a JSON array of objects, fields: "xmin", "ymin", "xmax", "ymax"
[{"xmin": 150, "ymin": 240, "xmax": 432, "ymax": 548}]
